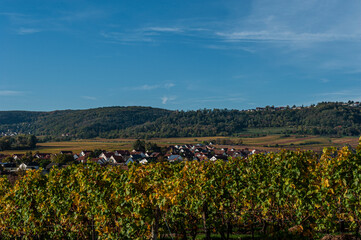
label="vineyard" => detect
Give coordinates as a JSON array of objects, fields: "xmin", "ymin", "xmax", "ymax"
[{"xmin": 1, "ymin": 141, "xmax": 361, "ymax": 239}]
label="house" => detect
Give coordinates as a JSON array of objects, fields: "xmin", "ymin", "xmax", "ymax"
[
  {"xmin": 130, "ymin": 153, "xmax": 145, "ymax": 160},
  {"xmin": 168, "ymin": 155, "xmax": 183, "ymax": 162},
  {"xmin": 17, "ymin": 162, "xmax": 39, "ymax": 171},
  {"xmin": 251, "ymin": 149, "xmax": 262, "ymax": 155},
  {"xmin": 13, "ymin": 154, "xmax": 24, "ymax": 161},
  {"xmin": 213, "ymin": 155, "xmax": 228, "ymax": 161},
  {"xmin": 125, "ymin": 158, "xmax": 135, "ymax": 165},
  {"xmin": 210, "ymin": 156, "xmax": 217, "ymax": 162},
  {"xmin": 80, "ymin": 150, "xmax": 92, "ymax": 157},
  {"xmin": 97, "ymin": 158, "xmax": 109, "ymax": 165},
  {"xmin": 77, "ymin": 156, "xmax": 87, "ymax": 163},
  {"xmin": 109, "ymin": 155, "xmax": 124, "ymax": 164},
  {"xmin": 139, "ymin": 159, "xmax": 148, "ymax": 164},
  {"xmin": 115, "ymin": 150, "xmax": 130, "ymax": 156},
  {"xmin": 130, "ymin": 151, "xmax": 146, "ymax": 158},
  {"xmin": 18, "ymin": 163, "xmax": 27, "ymax": 171},
  {"xmin": 0, "ymin": 162, "xmax": 17, "ymax": 172},
  {"xmin": 27, "ymin": 162, "xmax": 39, "ymax": 170},
  {"xmin": 34, "ymin": 153, "xmax": 51, "ymax": 159},
  {"xmin": 147, "ymin": 152, "xmax": 162, "ymax": 162},
  {"xmin": 99, "ymin": 152, "xmax": 115, "ymax": 161}
]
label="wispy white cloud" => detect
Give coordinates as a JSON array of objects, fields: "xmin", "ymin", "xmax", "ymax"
[
  {"xmin": 161, "ymin": 96, "xmax": 176, "ymax": 104},
  {"xmin": 205, "ymin": 44, "xmax": 256, "ymax": 53},
  {"xmin": 100, "ymin": 26, "xmax": 183, "ymax": 44},
  {"xmin": 138, "ymin": 85, "xmax": 159, "ymax": 90},
  {"xmin": 215, "ymin": 0, "xmax": 361, "ymax": 48},
  {"xmin": 144, "ymin": 27, "xmax": 183, "ymax": 33},
  {"xmin": 2, "ymin": 9, "xmax": 106, "ymax": 35},
  {"xmin": 216, "ymin": 31, "xmax": 360, "ymax": 42},
  {"xmin": 0, "ymin": 12, "xmax": 36, "ymax": 25},
  {"xmin": 100, "ymin": 25, "xmax": 209, "ymax": 44},
  {"xmin": 100, "ymin": 1, "xmax": 361, "ymax": 49},
  {"xmin": 101, "ymin": 31, "xmax": 154, "ymax": 43},
  {"xmin": 82, "ymin": 96, "xmax": 97, "ymax": 100},
  {"xmin": 133, "ymin": 83, "xmax": 175, "ymax": 91},
  {"xmin": 164, "ymin": 83, "xmax": 175, "ymax": 88},
  {"xmin": 17, "ymin": 28, "xmax": 41, "ymax": 35},
  {"xmin": 0, "ymin": 90, "xmax": 23, "ymax": 96}
]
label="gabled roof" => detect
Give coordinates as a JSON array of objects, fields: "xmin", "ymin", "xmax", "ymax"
[
  {"xmin": 168, "ymin": 155, "xmax": 183, "ymax": 162},
  {"xmin": 101, "ymin": 152, "xmax": 115, "ymax": 158},
  {"xmin": 77, "ymin": 156, "xmax": 87, "ymax": 161},
  {"xmin": 35, "ymin": 153, "xmax": 51, "ymax": 159},
  {"xmin": 150, "ymin": 152, "xmax": 161, "ymax": 158},
  {"xmin": 110, "ymin": 155, "xmax": 124, "ymax": 163},
  {"xmin": 81, "ymin": 150, "xmax": 92, "ymax": 153},
  {"xmin": 131, "ymin": 151, "xmax": 144, "ymax": 155}
]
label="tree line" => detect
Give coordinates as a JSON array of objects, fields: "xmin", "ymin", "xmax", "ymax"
[{"xmin": 0, "ymin": 135, "xmax": 37, "ymax": 151}]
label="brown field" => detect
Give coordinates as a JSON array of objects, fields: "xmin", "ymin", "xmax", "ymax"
[{"xmin": 1, "ymin": 135, "xmax": 359, "ymax": 155}]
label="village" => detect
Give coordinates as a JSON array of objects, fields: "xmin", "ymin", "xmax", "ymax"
[{"xmin": 0, "ymin": 143, "xmax": 262, "ymax": 174}]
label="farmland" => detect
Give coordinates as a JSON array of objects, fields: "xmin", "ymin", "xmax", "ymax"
[{"xmin": 1, "ymin": 134, "xmax": 359, "ymax": 155}]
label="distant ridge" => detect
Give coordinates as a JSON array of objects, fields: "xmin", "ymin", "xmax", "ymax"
[{"xmin": 1, "ymin": 102, "xmax": 361, "ymax": 139}]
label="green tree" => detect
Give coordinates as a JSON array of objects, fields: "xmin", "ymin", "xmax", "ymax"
[{"xmin": 133, "ymin": 139, "xmax": 145, "ymax": 152}]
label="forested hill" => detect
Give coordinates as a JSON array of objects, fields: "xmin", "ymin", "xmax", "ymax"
[
  {"xmin": 1, "ymin": 102, "xmax": 361, "ymax": 139},
  {"xmin": 0, "ymin": 107, "xmax": 171, "ymax": 139}
]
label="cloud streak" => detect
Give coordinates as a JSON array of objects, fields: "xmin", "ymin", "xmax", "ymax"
[
  {"xmin": 0, "ymin": 90, "xmax": 23, "ymax": 96},
  {"xmin": 82, "ymin": 96, "xmax": 97, "ymax": 100},
  {"xmin": 2, "ymin": 9, "xmax": 106, "ymax": 35},
  {"xmin": 100, "ymin": 25, "xmax": 210, "ymax": 44},
  {"xmin": 216, "ymin": 31, "xmax": 361, "ymax": 42},
  {"xmin": 144, "ymin": 27, "xmax": 183, "ymax": 33},
  {"xmin": 133, "ymin": 83, "xmax": 175, "ymax": 91},
  {"xmin": 216, "ymin": 0, "xmax": 361, "ymax": 45},
  {"xmin": 161, "ymin": 96, "xmax": 176, "ymax": 104},
  {"xmin": 17, "ymin": 28, "xmax": 41, "ymax": 35}
]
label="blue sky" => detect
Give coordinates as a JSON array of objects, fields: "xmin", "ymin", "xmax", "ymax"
[{"xmin": 1, "ymin": 0, "xmax": 361, "ymax": 111}]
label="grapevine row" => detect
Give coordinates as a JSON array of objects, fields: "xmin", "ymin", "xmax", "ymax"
[{"xmin": 1, "ymin": 141, "xmax": 361, "ymax": 239}]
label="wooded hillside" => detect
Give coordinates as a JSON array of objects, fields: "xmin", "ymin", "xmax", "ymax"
[{"xmin": 1, "ymin": 102, "xmax": 361, "ymax": 139}]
